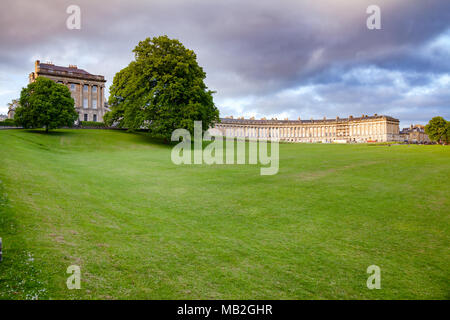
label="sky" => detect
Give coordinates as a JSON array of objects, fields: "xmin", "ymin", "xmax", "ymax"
[{"xmin": 0, "ymin": 0, "xmax": 449, "ymax": 127}]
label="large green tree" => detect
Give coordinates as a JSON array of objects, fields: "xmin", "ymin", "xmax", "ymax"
[
  {"xmin": 105, "ymin": 35, "xmax": 219, "ymax": 140},
  {"xmin": 15, "ymin": 77, "xmax": 78, "ymax": 132},
  {"xmin": 425, "ymin": 116, "xmax": 449, "ymax": 145}
]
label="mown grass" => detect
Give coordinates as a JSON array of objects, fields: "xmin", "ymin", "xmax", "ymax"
[{"xmin": 0, "ymin": 129, "xmax": 449, "ymax": 299}]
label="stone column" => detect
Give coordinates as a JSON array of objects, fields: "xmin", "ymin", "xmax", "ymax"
[
  {"xmin": 89, "ymin": 84, "xmax": 93, "ymax": 110},
  {"xmin": 80, "ymin": 82, "xmax": 84, "ymax": 109},
  {"xmin": 100, "ymin": 85, "xmax": 103, "ymax": 109},
  {"xmin": 96, "ymin": 85, "xmax": 100, "ymax": 110}
]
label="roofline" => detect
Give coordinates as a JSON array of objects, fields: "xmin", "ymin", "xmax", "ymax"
[
  {"xmin": 33, "ymin": 60, "xmax": 106, "ymax": 82},
  {"xmin": 34, "ymin": 71, "xmax": 107, "ymax": 83},
  {"xmin": 218, "ymin": 115, "xmax": 399, "ymax": 125}
]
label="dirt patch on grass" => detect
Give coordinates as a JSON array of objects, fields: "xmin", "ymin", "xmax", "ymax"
[{"xmin": 49, "ymin": 233, "xmax": 66, "ymax": 244}]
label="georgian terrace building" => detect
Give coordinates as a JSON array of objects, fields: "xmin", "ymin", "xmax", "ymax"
[
  {"xmin": 214, "ymin": 114, "xmax": 400, "ymax": 143},
  {"xmin": 399, "ymin": 124, "xmax": 431, "ymax": 144},
  {"xmin": 29, "ymin": 60, "xmax": 107, "ymax": 122}
]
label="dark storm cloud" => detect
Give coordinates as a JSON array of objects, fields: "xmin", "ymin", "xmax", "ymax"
[{"xmin": 0, "ymin": 0, "xmax": 449, "ymax": 124}]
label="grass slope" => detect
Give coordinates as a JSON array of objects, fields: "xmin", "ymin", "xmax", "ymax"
[{"xmin": 0, "ymin": 129, "xmax": 449, "ymax": 299}]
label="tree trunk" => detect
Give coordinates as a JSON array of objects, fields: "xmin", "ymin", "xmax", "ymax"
[{"xmin": 45, "ymin": 125, "xmax": 49, "ymax": 133}]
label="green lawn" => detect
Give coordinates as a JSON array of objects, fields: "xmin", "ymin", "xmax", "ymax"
[{"xmin": 0, "ymin": 129, "xmax": 449, "ymax": 299}]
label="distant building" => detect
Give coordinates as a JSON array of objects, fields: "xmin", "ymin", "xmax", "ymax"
[
  {"xmin": 7, "ymin": 108, "xmax": 14, "ymax": 119},
  {"xmin": 214, "ymin": 114, "xmax": 401, "ymax": 143},
  {"xmin": 29, "ymin": 60, "xmax": 107, "ymax": 122},
  {"xmin": 7, "ymin": 99, "xmax": 19, "ymax": 119},
  {"xmin": 0, "ymin": 114, "xmax": 7, "ymax": 121},
  {"xmin": 399, "ymin": 124, "xmax": 431, "ymax": 143}
]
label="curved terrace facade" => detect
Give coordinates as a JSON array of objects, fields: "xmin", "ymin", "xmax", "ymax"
[{"xmin": 214, "ymin": 115, "xmax": 400, "ymax": 143}]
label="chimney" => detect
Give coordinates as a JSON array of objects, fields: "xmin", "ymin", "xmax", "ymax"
[
  {"xmin": 298, "ymin": 116, "xmax": 301, "ymax": 121},
  {"xmin": 68, "ymin": 64, "xmax": 78, "ymax": 69},
  {"xmin": 35, "ymin": 60, "xmax": 40, "ymax": 72},
  {"xmin": 349, "ymin": 115, "xmax": 353, "ymax": 119},
  {"xmin": 336, "ymin": 116, "xmax": 339, "ymax": 120},
  {"xmin": 374, "ymin": 113, "xmax": 378, "ymax": 116},
  {"xmin": 323, "ymin": 116, "xmax": 326, "ymax": 120}
]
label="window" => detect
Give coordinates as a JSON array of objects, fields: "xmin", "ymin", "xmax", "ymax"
[
  {"xmin": 83, "ymin": 98, "xmax": 88, "ymax": 108},
  {"xmin": 83, "ymin": 85, "xmax": 88, "ymax": 92},
  {"xmin": 93, "ymin": 114, "xmax": 97, "ymax": 122},
  {"xmin": 84, "ymin": 114, "xmax": 88, "ymax": 121},
  {"xmin": 70, "ymin": 84, "xmax": 76, "ymax": 91},
  {"xmin": 92, "ymin": 99, "xmax": 97, "ymax": 109}
]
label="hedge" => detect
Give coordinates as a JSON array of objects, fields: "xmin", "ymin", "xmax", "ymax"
[
  {"xmin": 0, "ymin": 119, "xmax": 17, "ymax": 127},
  {"xmin": 79, "ymin": 121, "xmax": 107, "ymax": 127}
]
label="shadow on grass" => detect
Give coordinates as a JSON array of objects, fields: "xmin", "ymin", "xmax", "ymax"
[
  {"xmin": 131, "ymin": 131, "xmax": 176, "ymax": 148},
  {"xmin": 22, "ymin": 129, "xmax": 76, "ymax": 136},
  {"xmin": 131, "ymin": 131, "xmax": 216, "ymax": 149}
]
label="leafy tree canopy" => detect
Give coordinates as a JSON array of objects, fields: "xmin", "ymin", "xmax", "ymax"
[
  {"xmin": 105, "ymin": 35, "xmax": 219, "ymax": 140},
  {"xmin": 15, "ymin": 77, "xmax": 78, "ymax": 132},
  {"xmin": 425, "ymin": 116, "xmax": 450, "ymax": 145}
]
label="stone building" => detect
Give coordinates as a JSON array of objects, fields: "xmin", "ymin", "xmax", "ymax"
[
  {"xmin": 399, "ymin": 124, "xmax": 431, "ymax": 143},
  {"xmin": 29, "ymin": 60, "xmax": 107, "ymax": 122},
  {"xmin": 7, "ymin": 99, "xmax": 19, "ymax": 119},
  {"xmin": 7, "ymin": 107, "xmax": 15, "ymax": 120},
  {"xmin": 214, "ymin": 114, "xmax": 400, "ymax": 143}
]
